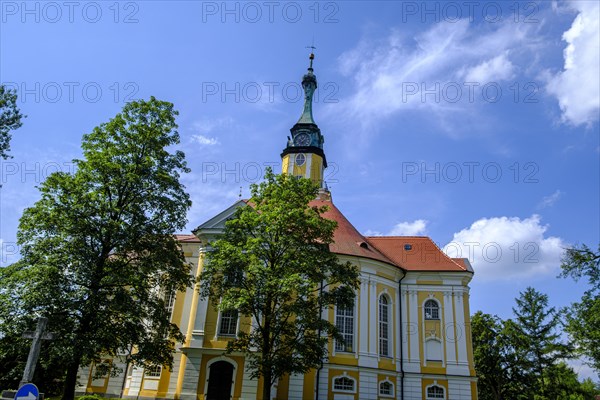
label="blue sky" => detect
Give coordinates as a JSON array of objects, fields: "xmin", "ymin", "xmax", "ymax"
[{"xmin": 1, "ymin": 0, "xmax": 599, "ymax": 376}]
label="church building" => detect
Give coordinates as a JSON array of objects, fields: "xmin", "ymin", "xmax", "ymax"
[{"xmin": 77, "ymin": 54, "xmax": 478, "ymax": 400}]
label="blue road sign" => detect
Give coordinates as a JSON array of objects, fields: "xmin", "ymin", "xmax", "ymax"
[{"xmin": 15, "ymin": 384, "xmax": 39, "ymax": 400}]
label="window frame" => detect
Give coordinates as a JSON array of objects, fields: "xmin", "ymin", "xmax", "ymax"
[
  {"xmin": 379, "ymin": 378, "xmax": 395, "ymax": 398},
  {"xmin": 218, "ymin": 309, "xmax": 239, "ymax": 336},
  {"xmin": 379, "ymin": 294, "xmax": 391, "ymax": 357},
  {"xmin": 334, "ymin": 304, "xmax": 355, "ymax": 353},
  {"xmin": 144, "ymin": 365, "xmax": 162, "ymax": 378},
  {"xmin": 332, "ymin": 374, "xmax": 356, "ymax": 394},
  {"xmin": 425, "ymin": 383, "xmax": 446, "ymax": 399},
  {"xmin": 424, "ymin": 299, "xmax": 440, "ymax": 320}
]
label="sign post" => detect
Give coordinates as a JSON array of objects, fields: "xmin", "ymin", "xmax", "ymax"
[{"xmin": 15, "ymin": 383, "xmax": 39, "ymax": 400}]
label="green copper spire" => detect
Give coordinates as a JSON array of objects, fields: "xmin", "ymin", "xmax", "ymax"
[{"xmin": 297, "ymin": 52, "xmax": 318, "ymax": 125}]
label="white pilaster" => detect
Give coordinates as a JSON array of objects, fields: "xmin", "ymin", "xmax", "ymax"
[
  {"xmin": 179, "ymin": 352, "xmax": 201, "ymax": 400},
  {"xmin": 408, "ymin": 289, "xmax": 420, "ymax": 366},
  {"xmin": 454, "ymin": 291, "xmax": 469, "ymax": 371},
  {"xmin": 358, "ymin": 279, "xmax": 369, "ymax": 357},
  {"xmin": 240, "ymin": 360, "xmax": 259, "ymax": 400},
  {"xmin": 368, "ymin": 280, "xmax": 377, "ymax": 356},
  {"xmin": 305, "ymin": 153, "xmax": 312, "ymax": 179},
  {"xmin": 400, "ymin": 287, "xmax": 409, "ymax": 369},
  {"xmin": 359, "ymin": 370, "xmax": 377, "ymax": 399},
  {"xmin": 127, "ymin": 366, "xmax": 144, "ymax": 397},
  {"xmin": 166, "ymin": 352, "xmax": 183, "ymax": 398},
  {"xmin": 288, "ymin": 373, "xmax": 304, "ymax": 400},
  {"xmin": 317, "ymin": 366, "xmax": 328, "ymax": 400},
  {"xmin": 448, "ymin": 378, "xmax": 473, "ymax": 400},
  {"xmin": 444, "ymin": 290, "xmax": 457, "ymax": 367}
]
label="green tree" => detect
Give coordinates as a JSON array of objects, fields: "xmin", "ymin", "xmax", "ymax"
[
  {"xmin": 472, "ymin": 312, "xmax": 532, "ymax": 400},
  {"xmin": 472, "ymin": 312, "xmax": 511, "ymax": 400},
  {"xmin": 200, "ymin": 170, "xmax": 360, "ymax": 400},
  {"xmin": 560, "ymin": 244, "xmax": 600, "ymax": 375},
  {"xmin": 2, "ymin": 97, "xmax": 193, "ymax": 400},
  {"xmin": 0, "ymin": 85, "xmax": 25, "ymax": 159},
  {"xmin": 540, "ymin": 362, "xmax": 599, "ymax": 400},
  {"xmin": 508, "ymin": 287, "xmax": 572, "ymax": 397}
]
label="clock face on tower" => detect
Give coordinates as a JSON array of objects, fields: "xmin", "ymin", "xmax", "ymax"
[{"xmin": 294, "ymin": 133, "xmax": 311, "ymax": 146}]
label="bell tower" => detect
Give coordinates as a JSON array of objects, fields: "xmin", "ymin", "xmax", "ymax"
[{"xmin": 281, "ymin": 52, "xmax": 327, "ymax": 187}]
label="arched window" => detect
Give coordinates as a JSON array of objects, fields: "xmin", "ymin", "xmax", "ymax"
[
  {"xmin": 219, "ymin": 310, "xmax": 238, "ymax": 336},
  {"xmin": 426, "ymin": 384, "xmax": 445, "ymax": 399},
  {"xmin": 424, "ymin": 299, "xmax": 440, "ymax": 320},
  {"xmin": 332, "ymin": 375, "xmax": 355, "ymax": 393},
  {"xmin": 335, "ymin": 305, "xmax": 354, "ymax": 353},
  {"xmin": 379, "ymin": 295, "xmax": 390, "ymax": 357},
  {"xmin": 379, "ymin": 379, "xmax": 394, "ymax": 397}
]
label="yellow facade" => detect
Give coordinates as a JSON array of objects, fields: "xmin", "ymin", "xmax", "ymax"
[
  {"xmin": 79, "ymin": 237, "xmax": 477, "ymax": 400},
  {"xmin": 281, "ymin": 152, "xmax": 324, "ymax": 185},
  {"xmin": 77, "ymin": 55, "xmax": 477, "ymax": 400}
]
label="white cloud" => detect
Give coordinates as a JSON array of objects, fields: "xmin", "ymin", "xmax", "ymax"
[
  {"xmin": 389, "ymin": 219, "xmax": 428, "ymax": 236},
  {"xmin": 328, "ymin": 19, "xmax": 540, "ymax": 142},
  {"xmin": 191, "ymin": 135, "xmax": 219, "ymax": 147},
  {"xmin": 463, "ymin": 53, "xmax": 515, "ymax": 83},
  {"xmin": 192, "ymin": 116, "xmax": 234, "ymax": 134},
  {"xmin": 546, "ymin": 1, "xmax": 600, "ymax": 126},
  {"xmin": 537, "ymin": 190, "xmax": 562, "ymax": 209},
  {"xmin": 365, "ymin": 219, "xmax": 428, "ymax": 236},
  {"xmin": 444, "ymin": 215, "xmax": 566, "ymax": 281}
]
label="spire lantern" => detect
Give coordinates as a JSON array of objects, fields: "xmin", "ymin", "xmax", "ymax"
[
  {"xmin": 281, "ymin": 50, "xmax": 327, "ymax": 188},
  {"xmin": 297, "ymin": 52, "xmax": 318, "ymax": 125}
]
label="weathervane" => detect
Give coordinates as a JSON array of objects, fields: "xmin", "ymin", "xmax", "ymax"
[{"xmin": 305, "ymin": 42, "xmax": 316, "ymax": 69}]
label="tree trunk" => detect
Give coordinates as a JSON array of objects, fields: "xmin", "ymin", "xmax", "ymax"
[
  {"xmin": 62, "ymin": 352, "xmax": 82, "ymax": 400},
  {"xmin": 262, "ymin": 370, "xmax": 272, "ymax": 400}
]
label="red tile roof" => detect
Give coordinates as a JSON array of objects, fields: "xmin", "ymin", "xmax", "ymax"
[
  {"xmin": 310, "ymin": 199, "xmax": 395, "ymax": 265},
  {"xmin": 366, "ymin": 236, "xmax": 468, "ymax": 272},
  {"xmin": 175, "ymin": 234, "xmax": 201, "ymax": 243},
  {"xmin": 184, "ymin": 198, "xmax": 471, "ymax": 273}
]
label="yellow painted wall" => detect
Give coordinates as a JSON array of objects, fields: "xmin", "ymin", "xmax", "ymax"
[
  {"xmin": 276, "ymin": 374, "xmax": 290, "ymax": 400},
  {"xmin": 302, "ymin": 369, "xmax": 316, "ymax": 400},
  {"xmin": 327, "ymin": 369, "xmax": 359, "ymax": 400},
  {"xmin": 418, "ymin": 291, "xmax": 446, "ymax": 375},
  {"xmin": 422, "ymin": 378, "xmax": 448, "ymax": 399},
  {"xmin": 310, "ymin": 154, "xmax": 323, "ymax": 183},
  {"xmin": 281, "ymin": 156, "xmax": 289, "ymax": 175}
]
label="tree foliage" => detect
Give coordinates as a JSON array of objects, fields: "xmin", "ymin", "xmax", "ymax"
[
  {"xmin": 0, "ymin": 85, "xmax": 25, "ymax": 159},
  {"xmin": 471, "ymin": 288, "xmax": 596, "ymax": 400},
  {"xmin": 471, "ymin": 311, "xmax": 524, "ymax": 400},
  {"xmin": 200, "ymin": 170, "xmax": 360, "ymax": 400},
  {"xmin": 508, "ymin": 287, "xmax": 573, "ymax": 396},
  {"xmin": 0, "ymin": 97, "xmax": 193, "ymax": 399},
  {"xmin": 560, "ymin": 243, "xmax": 600, "ymax": 374}
]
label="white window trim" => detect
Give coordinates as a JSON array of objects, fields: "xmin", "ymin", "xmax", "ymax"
[
  {"xmin": 331, "ymin": 372, "xmax": 356, "ymax": 394},
  {"xmin": 425, "ymin": 381, "xmax": 446, "ymax": 400},
  {"xmin": 378, "ymin": 377, "xmax": 395, "ymax": 398}
]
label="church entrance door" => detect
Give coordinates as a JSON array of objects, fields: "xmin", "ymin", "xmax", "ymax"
[{"xmin": 206, "ymin": 361, "xmax": 234, "ymax": 400}]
